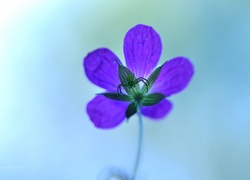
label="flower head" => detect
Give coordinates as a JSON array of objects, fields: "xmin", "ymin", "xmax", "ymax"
[{"xmin": 84, "ymin": 24, "xmax": 194, "ymax": 129}]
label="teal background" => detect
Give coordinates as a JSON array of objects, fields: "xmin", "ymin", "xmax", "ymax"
[{"xmin": 1, "ymin": 0, "xmax": 250, "ymax": 179}]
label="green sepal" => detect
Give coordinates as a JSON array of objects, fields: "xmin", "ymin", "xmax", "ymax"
[
  {"xmin": 118, "ymin": 64, "xmax": 134, "ymax": 83},
  {"xmin": 141, "ymin": 93, "xmax": 165, "ymax": 106},
  {"xmin": 98, "ymin": 92, "xmax": 133, "ymax": 101},
  {"xmin": 126, "ymin": 102, "xmax": 137, "ymax": 119},
  {"xmin": 141, "ymin": 62, "xmax": 167, "ymax": 94}
]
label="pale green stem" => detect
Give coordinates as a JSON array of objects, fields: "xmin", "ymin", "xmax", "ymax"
[{"xmin": 132, "ymin": 104, "xmax": 143, "ymax": 180}]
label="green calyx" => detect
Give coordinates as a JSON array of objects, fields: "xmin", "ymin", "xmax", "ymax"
[{"xmin": 99, "ymin": 62, "xmax": 167, "ymax": 119}]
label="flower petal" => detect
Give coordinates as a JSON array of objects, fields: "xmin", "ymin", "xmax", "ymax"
[
  {"xmin": 141, "ymin": 99, "xmax": 172, "ymax": 119},
  {"xmin": 84, "ymin": 48, "xmax": 121, "ymax": 91},
  {"xmin": 87, "ymin": 96, "xmax": 128, "ymax": 129},
  {"xmin": 123, "ymin": 24, "xmax": 162, "ymax": 78},
  {"xmin": 151, "ymin": 57, "xmax": 194, "ymax": 96}
]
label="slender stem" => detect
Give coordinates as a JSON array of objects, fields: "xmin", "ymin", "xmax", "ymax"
[{"xmin": 132, "ymin": 104, "xmax": 143, "ymax": 180}]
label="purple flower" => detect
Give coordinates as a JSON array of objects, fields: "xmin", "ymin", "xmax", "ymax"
[{"xmin": 84, "ymin": 24, "xmax": 194, "ymax": 129}]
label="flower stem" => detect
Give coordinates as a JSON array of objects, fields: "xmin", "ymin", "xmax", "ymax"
[{"xmin": 132, "ymin": 104, "xmax": 143, "ymax": 180}]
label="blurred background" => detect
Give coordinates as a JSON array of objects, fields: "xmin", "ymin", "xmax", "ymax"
[{"xmin": 1, "ymin": 0, "xmax": 250, "ymax": 179}]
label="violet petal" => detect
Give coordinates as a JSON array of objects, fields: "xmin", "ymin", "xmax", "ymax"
[
  {"xmin": 141, "ymin": 99, "xmax": 172, "ymax": 119},
  {"xmin": 151, "ymin": 57, "xmax": 194, "ymax": 96},
  {"xmin": 87, "ymin": 96, "xmax": 128, "ymax": 129},
  {"xmin": 123, "ymin": 24, "xmax": 162, "ymax": 78},
  {"xmin": 84, "ymin": 48, "xmax": 121, "ymax": 91}
]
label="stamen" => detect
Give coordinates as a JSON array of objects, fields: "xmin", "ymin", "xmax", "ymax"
[
  {"xmin": 117, "ymin": 84, "xmax": 127, "ymax": 96},
  {"xmin": 140, "ymin": 77, "xmax": 150, "ymax": 86},
  {"xmin": 136, "ymin": 77, "xmax": 150, "ymax": 93}
]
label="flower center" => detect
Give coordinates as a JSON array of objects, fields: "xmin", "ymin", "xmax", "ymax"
[
  {"xmin": 117, "ymin": 75, "xmax": 149, "ymax": 98},
  {"xmin": 100, "ymin": 61, "xmax": 166, "ymax": 119},
  {"xmin": 116, "ymin": 62, "xmax": 151, "ymax": 103}
]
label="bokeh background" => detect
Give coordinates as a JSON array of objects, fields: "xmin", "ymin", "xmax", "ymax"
[{"xmin": 1, "ymin": 0, "xmax": 250, "ymax": 179}]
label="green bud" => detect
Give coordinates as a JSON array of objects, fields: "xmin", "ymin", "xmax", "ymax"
[
  {"xmin": 118, "ymin": 64, "xmax": 134, "ymax": 84},
  {"xmin": 117, "ymin": 64, "xmax": 140, "ymax": 96}
]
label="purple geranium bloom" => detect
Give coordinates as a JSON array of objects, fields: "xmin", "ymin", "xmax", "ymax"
[{"xmin": 84, "ymin": 24, "xmax": 194, "ymax": 129}]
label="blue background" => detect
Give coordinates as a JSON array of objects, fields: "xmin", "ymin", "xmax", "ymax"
[{"xmin": 1, "ymin": 0, "xmax": 250, "ymax": 179}]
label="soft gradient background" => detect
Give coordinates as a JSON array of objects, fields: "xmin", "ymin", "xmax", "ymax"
[{"xmin": 1, "ymin": 0, "xmax": 250, "ymax": 179}]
